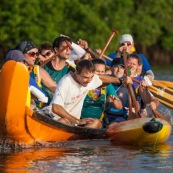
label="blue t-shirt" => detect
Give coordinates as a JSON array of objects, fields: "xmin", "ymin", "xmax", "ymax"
[{"xmin": 106, "ymin": 52, "xmax": 151, "ymax": 73}]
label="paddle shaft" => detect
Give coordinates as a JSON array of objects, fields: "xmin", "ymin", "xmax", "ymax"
[
  {"xmin": 86, "ymin": 47, "xmax": 100, "ymax": 59},
  {"xmin": 99, "ymin": 29, "xmax": 119, "ymax": 59},
  {"xmin": 86, "ymin": 48, "xmax": 113, "ymax": 61},
  {"xmin": 123, "ymin": 48, "xmax": 140, "ymax": 117}
]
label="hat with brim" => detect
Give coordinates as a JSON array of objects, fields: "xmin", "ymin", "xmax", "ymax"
[
  {"xmin": 5, "ymin": 50, "xmax": 28, "ymax": 63},
  {"xmin": 111, "ymin": 58, "xmax": 124, "ymax": 67},
  {"xmin": 120, "ymin": 34, "xmax": 133, "ymax": 44}
]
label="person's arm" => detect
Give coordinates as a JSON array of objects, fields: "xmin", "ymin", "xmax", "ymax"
[
  {"xmin": 52, "ymin": 104, "xmax": 89, "ymax": 125},
  {"xmin": 30, "ymin": 86, "xmax": 48, "ymax": 103},
  {"xmin": 107, "ymin": 95, "xmax": 122, "ymax": 110},
  {"xmin": 69, "ymin": 42, "xmax": 86, "ymax": 61},
  {"xmin": 52, "ymin": 104, "xmax": 79, "ymax": 124},
  {"xmin": 39, "ymin": 66, "xmax": 57, "ymax": 92},
  {"xmin": 146, "ymin": 70, "xmax": 155, "ymax": 80},
  {"xmin": 98, "ymin": 75, "xmax": 132, "ymax": 87},
  {"xmin": 98, "ymin": 75, "xmax": 121, "ymax": 85},
  {"xmin": 106, "ymin": 84, "xmax": 122, "ymax": 109},
  {"xmin": 149, "ymin": 101, "xmax": 164, "ymax": 119},
  {"xmin": 139, "ymin": 54, "xmax": 154, "ymax": 79}
]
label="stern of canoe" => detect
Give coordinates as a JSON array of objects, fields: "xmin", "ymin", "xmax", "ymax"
[{"xmin": 106, "ymin": 118, "xmax": 172, "ymax": 145}]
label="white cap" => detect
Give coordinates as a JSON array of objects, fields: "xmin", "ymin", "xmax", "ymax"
[{"xmin": 120, "ymin": 34, "xmax": 133, "ymax": 44}]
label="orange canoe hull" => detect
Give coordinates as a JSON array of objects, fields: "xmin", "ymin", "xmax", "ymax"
[{"xmin": 0, "ymin": 61, "xmax": 105, "ymax": 146}]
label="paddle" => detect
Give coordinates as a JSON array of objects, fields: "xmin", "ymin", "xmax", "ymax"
[
  {"xmin": 123, "ymin": 48, "xmax": 140, "ymax": 118},
  {"xmin": 99, "ymin": 29, "xmax": 119, "ymax": 59},
  {"xmin": 86, "ymin": 47, "xmax": 114, "ymax": 62},
  {"xmin": 151, "ymin": 80, "xmax": 173, "ymax": 96},
  {"xmin": 152, "ymin": 80, "xmax": 173, "ymax": 90},
  {"xmin": 146, "ymin": 85, "xmax": 173, "ymax": 109},
  {"xmin": 132, "ymin": 77, "xmax": 173, "ymax": 109},
  {"xmin": 85, "ymin": 47, "xmax": 100, "ymax": 59}
]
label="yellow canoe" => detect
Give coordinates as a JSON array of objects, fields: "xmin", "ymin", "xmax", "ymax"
[
  {"xmin": 106, "ymin": 117, "xmax": 172, "ymax": 145},
  {"xmin": 0, "ymin": 61, "xmax": 171, "ymax": 146},
  {"xmin": 0, "ymin": 61, "xmax": 106, "ymax": 146}
]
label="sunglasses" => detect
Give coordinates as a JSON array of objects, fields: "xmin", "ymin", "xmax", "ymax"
[
  {"xmin": 120, "ymin": 42, "xmax": 131, "ymax": 46},
  {"xmin": 26, "ymin": 52, "xmax": 39, "ymax": 57},
  {"xmin": 42, "ymin": 51, "xmax": 52, "ymax": 58}
]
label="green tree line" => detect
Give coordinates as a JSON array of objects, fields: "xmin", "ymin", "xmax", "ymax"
[{"xmin": 1, "ymin": 0, "xmax": 173, "ymax": 67}]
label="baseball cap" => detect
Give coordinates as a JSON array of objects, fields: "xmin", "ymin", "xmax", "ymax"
[
  {"xmin": 111, "ymin": 58, "xmax": 124, "ymax": 67},
  {"xmin": 120, "ymin": 34, "xmax": 133, "ymax": 44}
]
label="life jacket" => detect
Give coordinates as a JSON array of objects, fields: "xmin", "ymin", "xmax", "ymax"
[
  {"xmin": 81, "ymin": 86, "xmax": 106, "ymax": 121},
  {"xmin": 33, "ymin": 65, "xmax": 42, "ymax": 87},
  {"xmin": 30, "ymin": 65, "xmax": 46, "ymax": 108},
  {"xmin": 99, "ymin": 87, "xmax": 106, "ymax": 121}
]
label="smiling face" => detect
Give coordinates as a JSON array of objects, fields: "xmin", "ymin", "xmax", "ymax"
[{"xmin": 111, "ymin": 65, "xmax": 125, "ymax": 78}]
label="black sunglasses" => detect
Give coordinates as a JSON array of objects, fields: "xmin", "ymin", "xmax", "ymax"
[{"xmin": 42, "ymin": 51, "xmax": 52, "ymax": 58}]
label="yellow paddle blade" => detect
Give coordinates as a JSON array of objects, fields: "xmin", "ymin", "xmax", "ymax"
[
  {"xmin": 152, "ymin": 80, "xmax": 173, "ymax": 94},
  {"xmin": 152, "ymin": 80, "xmax": 173, "ymax": 89},
  {"xmin": 147, "ymin": 85, "xmax": 173, "ymax": 109}
]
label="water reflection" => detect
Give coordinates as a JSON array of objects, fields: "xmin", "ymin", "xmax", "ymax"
[{"xmin": 0, "ymin": 137, "xmax": 172, "ymax": 173}]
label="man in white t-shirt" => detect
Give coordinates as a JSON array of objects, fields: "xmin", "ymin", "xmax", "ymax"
[{"xmin": 50, "ymin": 60, "xmax": 125, "ymax": 128}]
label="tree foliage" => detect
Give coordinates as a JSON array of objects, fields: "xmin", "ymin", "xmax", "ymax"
[{"xmin": 0, "ymin": 0, "xmax": 173, "ymax": 65}]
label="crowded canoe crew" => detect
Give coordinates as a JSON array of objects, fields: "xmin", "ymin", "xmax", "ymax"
[{"xmin": 3, "ymin": 33, "xmax": 165, "ymax": 130}]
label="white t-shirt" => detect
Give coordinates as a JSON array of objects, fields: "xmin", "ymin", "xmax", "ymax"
[{"xmin": 50, "ymin": 72, "xmax": 102, "ymax": 119}]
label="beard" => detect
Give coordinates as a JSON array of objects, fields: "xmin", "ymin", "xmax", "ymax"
[{"xmin": 59, "ymin": 54, "xmax": 69, "ymax": 60}]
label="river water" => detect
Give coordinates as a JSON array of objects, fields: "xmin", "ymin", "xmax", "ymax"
[{"xmin": 0, "ymin": 69, "xmax": 173, "ymax": 173}]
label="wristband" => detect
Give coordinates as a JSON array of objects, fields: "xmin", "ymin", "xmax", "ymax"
[{"xmin": 119, "ymin": 77, "xmax": 123, "ymax": 85}]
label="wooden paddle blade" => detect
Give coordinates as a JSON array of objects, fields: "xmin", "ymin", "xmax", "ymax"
[
  {"xmin": 154, "ymin": 86, "xmax": 173, "ymax": 96},
  {"xmin": 147, "ymin": 85, "xmax": 173, "ymax": 109},
  {"xmin": 152, "ymin": 80, "xmax": 173, "ymax": 89}
]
